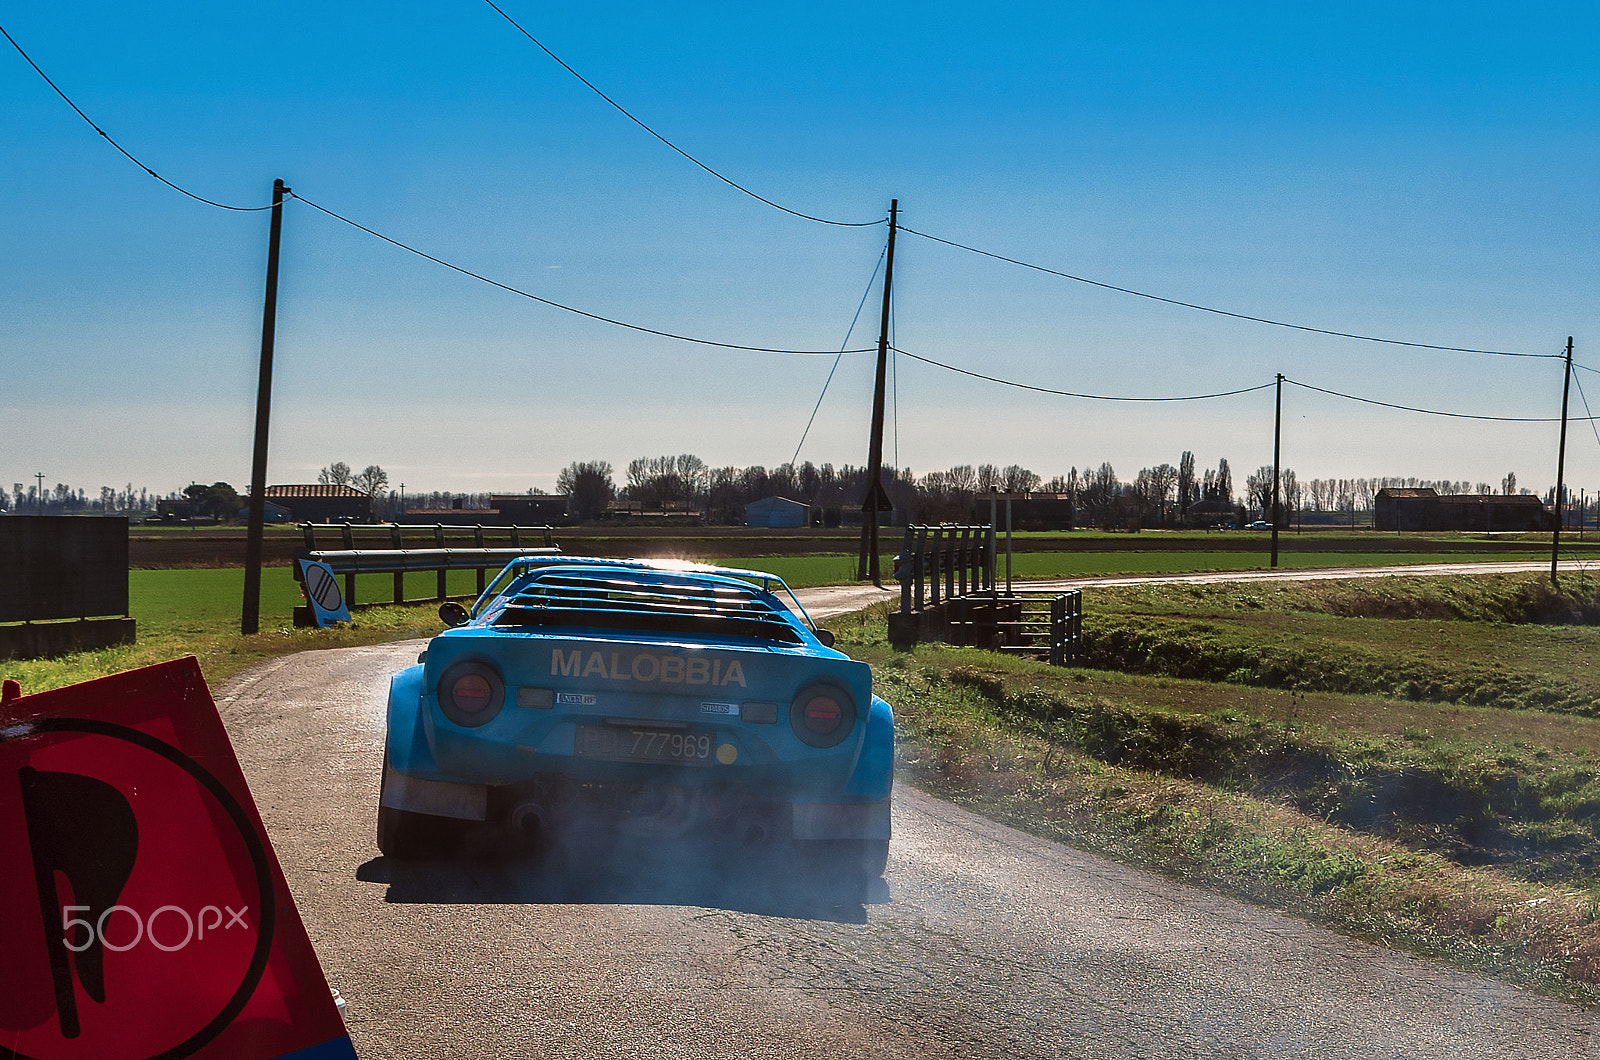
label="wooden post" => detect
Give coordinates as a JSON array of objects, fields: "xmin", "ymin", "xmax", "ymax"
[
  {"xmin": 858, "ymin": 199, "xmax": 898, "ymax": 585},
  {"xmin": 913, "ymin": 526, "xmax": 927, "ymax": 611},
  {"xmin": 899, "ymin": 526, "xmax": 914, "ymax": 614},
  {"xmin": 1271, "ymin": 372, "xmax": 1282, "ymax": 569},
  {"xmin": 1553, "ymin": 337, "xmax": 1574, "ymax": 584},
  {"xmin": 242, "ymin": 179, "xmax": 287, "ymax": 635}
]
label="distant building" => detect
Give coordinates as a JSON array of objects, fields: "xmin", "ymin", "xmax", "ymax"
[
  {"xmin": 744, "ymin": 496, "xmax": 810, "ymax": 528},
  {"xmin": 489, "ymin": 494, "xmax": 571, "ymax": 525},
  {"xmin": 402, "ymin": 507, "xmax": 500, "ymax": 526},
  {"xmin": 969, "ymin": 492, "xmax": 1076, "ymax": 531},
  {"xmin": 261, "ymin": 484, "xmax": 373, "ymax": 523},
  {"xmin": 156, "ymin": 498, "xmax": 206, "ymax": 524},
  {"xmin": 1374, "ymin": 488, "xmax": 1553, "ymax": 532}
]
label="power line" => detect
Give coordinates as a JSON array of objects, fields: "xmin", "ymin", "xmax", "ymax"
[
  {"xmin": 1, "ymin": 23, "xmax": 277, "ymax": 212},
  {"xmin": 483, "ymin": 1, "xmax": 884, "ymax": 229},
  {"xmin": 1572, "ymin": 370, "xmax": 1600, "ymax": 456},
  {"xmin": 890, "ymin": 291, "xmax": 899, "ymax": 470},
  {"xmin": 898, "ymin": 224, "xmax": 1559, "ymax": 360},
  {"xmin": 790, "ymin": 246, "xmax": 887, "ymax": 467},
  {"xmin": 893, "ymin": 346, "xmax": 1276, "ymax": 402},
  {"xmin": 289, "ymin": 192, "xmax": 875, "ymax": 356},
  {"xmin": 1283, "ymin": 377, "xmax": 1598, "ymax": 422}
]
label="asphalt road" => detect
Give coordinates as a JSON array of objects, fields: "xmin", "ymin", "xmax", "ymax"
[
  {"xmin": 217, "ymin": 634, "xmax": 1600, "ymax": 1059},
  {"xmin": 792, "ymin": 559, "xmax": 1592, "ymax": 624}
]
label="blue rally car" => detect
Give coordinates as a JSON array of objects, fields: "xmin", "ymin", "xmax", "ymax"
[{"xmin": 377, "ymin": 557, "xmax": 893, "ymax": 876}]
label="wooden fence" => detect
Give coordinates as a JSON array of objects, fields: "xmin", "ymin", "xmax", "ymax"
[{"xmin": 888, "ymin": 522, "xmax": 1080, "ymax": 665}]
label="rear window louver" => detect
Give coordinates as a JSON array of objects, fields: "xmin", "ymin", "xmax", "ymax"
[{"xmin": 491, "ymin": 572, "xmax": 803, "ymax": 643}]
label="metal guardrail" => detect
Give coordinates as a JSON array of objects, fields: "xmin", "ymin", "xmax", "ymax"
[{"xmin": 292, "ymin": 522, "xmax": 558, "ymax": 612}]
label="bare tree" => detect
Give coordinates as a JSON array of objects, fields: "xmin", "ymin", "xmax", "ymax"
[
  {"xmin": 1215, "ymin": 459, "xmax": 1234, "ymax": 506},
  {"xmin": 1176, "ymin": 451, "xmax": 1195, "ymax": 523},
  {"xmin": 1245, "ymin": 465, "xmax": 1276, "ymax": 516},
  {"xmin": 1081, "ymin": 463, "xmax": 1119, "ymax": 522},
  {"xmin": 318, "ymin": 461, "xmax": 352, "ymax": 486},
  {"xmin": 556, "ymin": 460, "xmax": 615, "ymax": 521},
  {"xmin": 353, "ymin": 465, "xmax": 388, "ymax": 497},
  {"xmin": 947, "ymin": 465, "xmax": 978, "ymax": 493},
  {"xmin": 999, "ymin": 464, "xmax": 1041, "ymax": 493},
  {"xmin": 1145, "ymin": 463, "xmax": 1178, "ymax": 523}
]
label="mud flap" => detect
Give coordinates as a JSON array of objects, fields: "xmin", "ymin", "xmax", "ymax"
[
  {"xmin": 792, "ymin": 798, "xmax": 890, "ymax": 841},
  {"xmin": 379, "ymin": 762, "xmax": 489, "ymax": 821}
]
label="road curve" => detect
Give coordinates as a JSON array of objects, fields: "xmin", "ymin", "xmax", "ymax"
[{"xmin": 217, "ymin": 642, "xmax": 1598, "ymax": 1058}]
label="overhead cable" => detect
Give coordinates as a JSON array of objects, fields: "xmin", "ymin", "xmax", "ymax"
[
  {"xmin": 899, "ymin": 224, "xmax": 1558, "ymax": 360},
  {"xmin": 1572, "ymin": 371, "xmax": 1600, "ymax": 455},
  {"xmin": 289, "ymin": 192, "xmax": 872, "ymax": 355},
  {"xmin": 1, "ymin": 24, "xmax": 277, "ymax": 212},
  {"xmin": 482, "ymin": 1, "xmax": 883, "ymax": 229},
  {"xmin": 893, "ymin": 346, "xmax": 1275, "ymax": 402},
  {"xmin": 791, "ymin": 245, "xmax": 888, "ymax": 467},
  {"xmin": 1283, "ymin": 377, "xmax": 1596, "ymax": 422}
]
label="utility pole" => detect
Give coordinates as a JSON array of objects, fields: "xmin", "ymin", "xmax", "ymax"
[
  {"xmin": 1270, "ymin": 373, "xmax": 1282, "ymax": 569},
  {"xmin": 858, "ymin": 199, "xmax": 898, "ymax": 585},
  {"xmin": 1552, "ymin": 336, "xmax": 1574, "ymax": 585},
  {"xmin": 35, "ymin": 472, "xmax": 44, "ymax": 514},
  {"xmin": 242, "ymin": 178, "xmax": 289, "ymax": 635}
]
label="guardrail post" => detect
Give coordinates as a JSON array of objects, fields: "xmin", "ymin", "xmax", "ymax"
[
  {"xmin": 434, "ymin": 524, "xmax": 448, "ymax": 600},
  {"xmin": 510, "ymin": 525, "xmax": 521, "ymax": 549},
  {"xmin": 475, "ymin": 525, "xmax": 487, "ymax": 595},
  {"xmin": 390, "ymin": 523, "xmax": 404, "ymax": 604}
]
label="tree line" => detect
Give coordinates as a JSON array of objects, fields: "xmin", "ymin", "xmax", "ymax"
[
  {"xmin": 544, "ymin": 454, "xmax": 1539, "ymax": 526},
  {"xmin": 0, "ymin": 459, "xmax": 1549, "ymax": 525}
]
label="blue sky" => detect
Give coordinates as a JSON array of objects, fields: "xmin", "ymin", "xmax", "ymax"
[{"xmin": 4, "ymin": 2, "xmax": 1600, "ymax": 499}]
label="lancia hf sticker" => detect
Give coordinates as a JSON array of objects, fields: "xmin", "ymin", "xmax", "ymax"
[{"xmin": 556, "ymin": 692, "xmax": 597, "ymax": 706}]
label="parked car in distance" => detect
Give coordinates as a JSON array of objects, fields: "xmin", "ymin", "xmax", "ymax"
[
  {"xmin": 1245, "ymin": 520, "xmax": 1273, "ymax": 530},
  {"xmin": 377, "ymin": 556, "xmax": 894, "ymax": 879}
]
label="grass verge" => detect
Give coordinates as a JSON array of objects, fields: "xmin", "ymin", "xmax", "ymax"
[
  {"xmin": 830, "ymin": 601, "xmax": 1600, "ymax": 1006},
  {"xmin": 3, "ymin": 568, "xmax": 448, "ymax": 695}
]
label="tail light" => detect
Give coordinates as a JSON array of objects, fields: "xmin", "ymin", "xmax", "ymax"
[
  {"xmin": 438, "ymin": 661, "xmax": 505, "ymax": 727},
  {"xmin": 790, "ymin": 684, "xmax": 856, "ymax": 748}
]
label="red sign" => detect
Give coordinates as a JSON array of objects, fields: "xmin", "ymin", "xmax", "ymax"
[{"xmin": 0, "ymin": 658, "xmax": 356, "ymax": 1060}]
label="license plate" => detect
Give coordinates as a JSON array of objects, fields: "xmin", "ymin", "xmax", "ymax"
[{"xmin": 575, "ymin": 724, "xmax": 716, "ymax": 766}]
